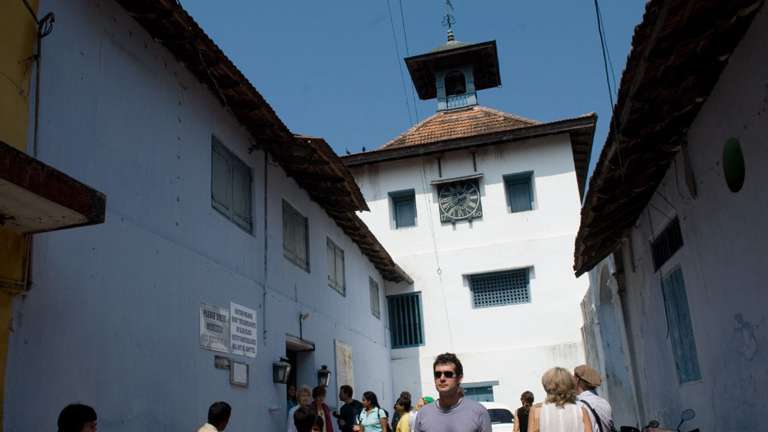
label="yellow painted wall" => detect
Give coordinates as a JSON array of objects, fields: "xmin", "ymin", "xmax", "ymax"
[{"xmin": 0, "ymin": 0, "xmax": 38, "ymax": 428}]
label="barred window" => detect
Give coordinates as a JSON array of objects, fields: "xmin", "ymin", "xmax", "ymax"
[
  {"xmin": 388, "ymin": 293, "xmax": 424, "ymax": 348},
  {"xmin": 469, "ymin": 268, "xmax": 531, "ymax": 308}
]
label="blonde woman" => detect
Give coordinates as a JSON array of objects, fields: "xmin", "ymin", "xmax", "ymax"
[
  {"xmin": 528, "ymin": 368, "xmax": 591, "ymax": 432},
  {"xmin": 289, "ymin": 385, "xmax": 313, "ymax": 432}
]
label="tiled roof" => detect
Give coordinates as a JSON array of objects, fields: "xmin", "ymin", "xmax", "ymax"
[
  {"xmin": 381, "ymin": 106, "xmax": 540, "ymax": 149},
  {"xmin": 573, "ymin": 0, "xmax": 765, "ymax": 276},
  {"xmin": 115, "ymin": 0, "xmax": 410, "ymax": 283}
]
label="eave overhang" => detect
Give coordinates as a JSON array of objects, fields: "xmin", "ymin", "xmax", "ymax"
[
  {"xmin": 342, "ymin": 114, "xmax": 597, "ymax": 200},
  {"xmin": 573, "ymin": 0, "xmax": 765, "ymax": 276},
  {"xmin": 0, "ymin": 140, "xmax": 106, "ymax": 234},
  {"xmin": 405, "ymin": 40, "xmax": 501, "ymax": 100},
  {"xmin": 115, "ymin": 0, "xmax": 410, "ymax": 283}
]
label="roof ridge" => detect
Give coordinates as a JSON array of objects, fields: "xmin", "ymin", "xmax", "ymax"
[{"xmin": 474, "ymin": 105, "xmax": 541, "ymax": 125}]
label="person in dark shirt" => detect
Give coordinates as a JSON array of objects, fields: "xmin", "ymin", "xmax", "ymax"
[
  {"xmin": 514, "ymin": 391, "xmax": 534, "ymax": 432},
  {"xmin": 334, "ymin": 385, "xmax": 363, "ymax": 432}
]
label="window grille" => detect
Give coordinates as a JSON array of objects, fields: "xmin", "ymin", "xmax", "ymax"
[
  {"xmin": 211, "ymin": 137, "xmax": 252, "ymax": 232},
  {"xmin": 326, "ymin": 238, "xmax": 345, "ymax": 295},
  {"xmin": 390, "ymin": 189, "xmax": 416, "ymax": 228},
  {"xmin": 661, "ymin": 267, "xmax": 701, "ymax": 383},
  {"xmin": 504, "ymin": 172, "xmax": 534, "ymax": 213},
  {"xmin": 369, "ymin": 277, "xmax": 381, "ymax": 319},
  {"xmin": 469, "ymin": 269, "xmax": 531, "ymax": 308},
  {"xmin": 387, "ymin": 293, "xmax": 424, "ymax": 348},
  {"xmin": 652, "ymin": 217, "xmax": 683, "ymax": 271},
  {"xmin": 463, "ymin": 386, "xmax": 495, "ymax": 403},
  {"xmin": 283, "ymin": 200, "xmax": 310, "ymax": 271}
]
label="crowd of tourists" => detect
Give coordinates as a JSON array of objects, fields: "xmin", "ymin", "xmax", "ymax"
[
  {"xmin": 285, "ymin": 353, "xmax": 614, "ymax": 432},
  {"xmin": 54, "ymin": 353, "xmax": 613, "ymax": 432}
]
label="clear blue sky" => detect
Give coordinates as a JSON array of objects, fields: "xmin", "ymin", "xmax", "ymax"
[{"xmin": 181, "ymin": 0, "xmax": 645, "ymax": 174}]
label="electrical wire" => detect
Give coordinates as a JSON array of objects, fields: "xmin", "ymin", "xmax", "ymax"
[
  {"xmin": 397, "ymin": 0, "xmax": 420, "ymax": 121},
  {"xmin": 592, "ymin": 0, "xmax": 626, "ymax": 180},
  {"xmin": 592, "ymin": 0, "xmax": 616, "ymax": 109},
  {"xmin": 594, "ymin": 0, "xmax": 618, "ymax": 97},
  {"xmin": 385, "ymin": 0, "xmax": 415, "ymax": 126}
]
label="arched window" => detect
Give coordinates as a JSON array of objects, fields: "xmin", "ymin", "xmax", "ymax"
[{"xmin": 445, "ymin": 71, "xmax": 466, "ymax": 96}]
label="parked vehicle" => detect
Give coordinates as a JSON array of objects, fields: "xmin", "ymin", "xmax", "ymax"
[
  {"xmin": 480, "ymin": 402, "xmax": 515, "ymax": 432},
  {"xmin": 620, "ymin": 409, "xmax": 699, "ymax": 432}
]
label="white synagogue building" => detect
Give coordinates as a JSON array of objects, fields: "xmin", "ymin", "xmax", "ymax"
[{"xmin": 342, "ymin": 31, "xmax": 596, "ymax": 407}]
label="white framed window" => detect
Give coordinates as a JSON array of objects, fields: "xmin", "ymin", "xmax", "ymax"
[
  {"xmin": 327, "ymin": 238, "xmax": 345, "ymax": 295},
  {"xmin": 211, "ymin": 136, "xmax": 252, "ymax": 232},
  {"xmin": 503, "ymin": 172, "xmax": 534, "ymax": 213},
  {"xmin": 390, "ymin": 189, "xmax": 417, "ymax": 228},
  {"xmin": 283, "ymin": 200, "xmax": 309, "ymax": 272},
  {"xmin": 369, "ymin": 277, "xmax": 381, "ymax": 319}
]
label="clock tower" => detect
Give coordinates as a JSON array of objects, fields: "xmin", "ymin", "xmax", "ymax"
[{"xmin": 404, "ymin": 13, "xmax": 501, "ymax": 112}]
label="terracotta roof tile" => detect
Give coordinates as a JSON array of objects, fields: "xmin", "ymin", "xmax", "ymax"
[{"xmin": 381, "ymin": 106, "xmax": 540, "ymax": 149}]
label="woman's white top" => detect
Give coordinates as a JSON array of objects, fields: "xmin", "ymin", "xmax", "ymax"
[
  {"xmin": 539, "ymin": 402, "xmax": 584, "ymax": 432},
  {"xmin": 287, "ymin": 405, "xmax": 300, "ymax": 432}
]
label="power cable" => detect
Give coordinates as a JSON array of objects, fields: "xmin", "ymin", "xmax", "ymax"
[
  {"xmin": 385, "ymin": 0, "xmax": 415, "ymax": 126},
  {"xmin": 397, "ymin": 0, "xmax": 420, "ymax": 121},
  {"xmin": 592, "ymin": 0, "xmax": 626, "ymax": 180},
  {"xmin": 594, "ymin": 0, "xmax": 618, "ymax": 96}
]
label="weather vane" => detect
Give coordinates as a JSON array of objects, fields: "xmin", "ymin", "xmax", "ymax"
[{"xmin": 442, "ymin": 0, "xmax": 456, "ymax": 41}]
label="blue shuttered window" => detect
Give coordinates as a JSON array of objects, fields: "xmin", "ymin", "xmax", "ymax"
[
  {"xmin": 661, "ymin": 267, "xmax": 702, "ymax": 383},
  {"xmin": 211, "ymin": 137, "xmax": 252, "ymax": 232},
  {"xmin": 283, "ymin": 200, "xmax": 310, "ymax": 272},
  {"xmin": 390, "ymin": 189, "xmax": 416, "ymax": 228},
  {"xmin": 327, "ymin": 238, "xmax": 345, "ymax": 295},
  {"xmin": 388, "ymin": 293, "xmax": 425, "ymax": 348},
  {"xmin": 469, "ymin": 269, "xmax": 531, "ymax": 308},
  {"xmin": 369, "ymin": 277, "xmax": 381, "ymax": 319},
  {"xmin": 504, "ymin": 172, "xmax": 534, "ymax": 213}
]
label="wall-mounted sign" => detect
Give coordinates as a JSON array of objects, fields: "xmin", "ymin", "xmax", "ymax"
[
  {"xmin": 335, "ymin": 340, "xmax": 354, "ymax": 406},
  {"xmin": 230, "ymin": 360, "xmax": 249, "ymax": 387},
  {"xmin": 230, "ymin": 302, "xmax": 258, "ymax": 358},
  {"xmin": 200, "ymin": 303, "xmax": 230, "ymax": 353}
]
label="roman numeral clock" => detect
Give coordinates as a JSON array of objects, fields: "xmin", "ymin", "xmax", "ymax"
[{"xmin": 437, "ymin": 179, "xmax": 482, "ymax": 223}]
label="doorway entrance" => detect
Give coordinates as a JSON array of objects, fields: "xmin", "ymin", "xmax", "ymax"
[{"xmin": 285, "ymin": 334, "xmax": 316, "ymax": 409}]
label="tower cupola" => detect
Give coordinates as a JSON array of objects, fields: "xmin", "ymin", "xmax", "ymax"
[{"xmin": 404, "ymin": 3, "xmax": 501, "ymax": 111}]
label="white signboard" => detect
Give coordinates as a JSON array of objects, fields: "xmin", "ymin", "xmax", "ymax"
[
  {"xmin": 200, "ymin": 303, "xmax": 230, "ymax": 353},
  {"xmin": 230, "ymin": 302, "xmax": 258, "ymax": 358},
  {"xmin": 335, "ymin": 339, "xmax": 354, "ymax": 405}
]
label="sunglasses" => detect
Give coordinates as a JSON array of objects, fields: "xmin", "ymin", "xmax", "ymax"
[{"xmin": 433, "ymin": 371, "xmax": 456, "ymax": 379}]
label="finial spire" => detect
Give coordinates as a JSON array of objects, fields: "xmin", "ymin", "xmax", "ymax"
[{"xmin": 442, "ymin": 0, "xmax": 456, "ymax": 42}]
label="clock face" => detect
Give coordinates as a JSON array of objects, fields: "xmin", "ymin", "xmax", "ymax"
[{"xmin": 438, "ymin": 180, "xmax": 482, "ymax": 222}]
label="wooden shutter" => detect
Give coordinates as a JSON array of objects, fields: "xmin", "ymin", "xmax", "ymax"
[
  {"xmin": 232, "ymin": 162, "xmax": 252, "ymax": 231},
  {"xmin": 211, "ymin": 143, "xmax": 231, "ymax": 212},
  {"xmin": 662, "ymin": 268, "xmax": 702, "ymax": 383}
]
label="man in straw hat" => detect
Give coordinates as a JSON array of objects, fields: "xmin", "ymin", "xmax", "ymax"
[{"xmin": 574, "ymin": 365, "xmax": 614, "ymax": 432}]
